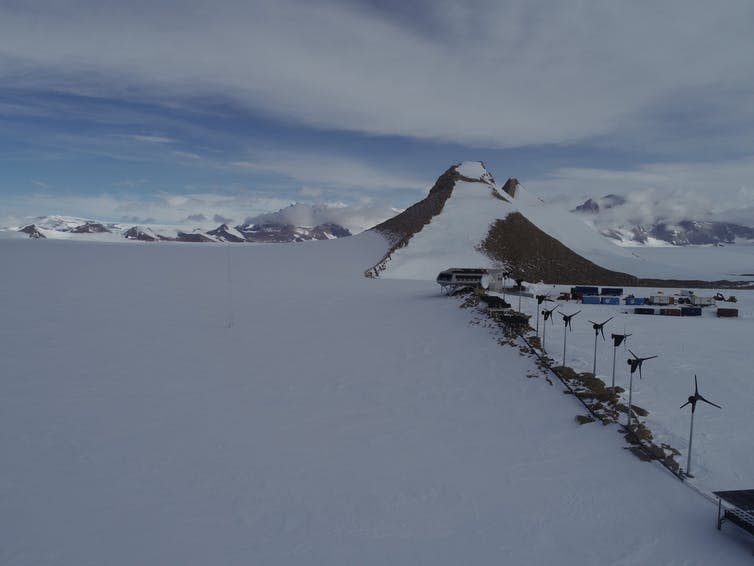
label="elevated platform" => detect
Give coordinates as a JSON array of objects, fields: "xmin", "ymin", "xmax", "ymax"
[{"xmin": 715, "ymin": 490, "xmax": 754, "ymax": 536}]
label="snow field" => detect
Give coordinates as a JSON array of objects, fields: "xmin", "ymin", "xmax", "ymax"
[{"xmin": 1, "ymin": 236, "xmax": 753, "ymax": 564}]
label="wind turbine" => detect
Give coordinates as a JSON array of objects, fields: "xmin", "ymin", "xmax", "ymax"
[
  {"xmin": 610, "ymin": 332, "xmax": 631, "ymax": 392},
  {"xmin": 625, "ymin": 349, "xmax": 658, "ymax": 427},
  {"xmin": 680, "ymin": 375, "xmax": 721, "ymax": 477},
  {"xmin": 558, "ymin": 310, "xmax": 581, "ymax": 368},
  {"xmin": 541, "ymin": 304, "xmax": 559, "ymax": 353},
  {"xmin": 535, "ymin": 294, "xmax": 553, "ymax": 337},
  {"xmin": 588, "ymin": 316, "xmax": 613, "ymax": 377}
]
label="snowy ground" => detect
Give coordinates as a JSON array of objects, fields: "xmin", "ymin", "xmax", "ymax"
[{"xmin": 2, "ymin": 236, "xmax": 754, "ymax": 564}]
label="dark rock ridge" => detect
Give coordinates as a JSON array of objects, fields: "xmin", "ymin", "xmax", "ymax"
[
  {"xmin": 123, "ymin": 227, "xmax": 159, "ymax": 241},
  {"xmin": 480, "ymin": 212, "xmax": 637, "ymax": 285},
  {"xmin": 19, "ymin": 224, "xmax": 46, "ymax": 239},
  {"xmin": 207, "ymin": 224, "xmax": 245, "ymax": 243},
  {"xmin": 175, "ymin": 232, "xmax": 214, "ymax": 243},
  {"xmin": 71, "ymin": 221, "xmax": 110, "ymax": 233},
  {"xmin": 234, "ymin": 222, "xmax": 351, "ymax": 243},
  {"xmin": 572, "ymin": 198, "xmax": 600, "ymax": 214},
  {"xmin": 629, "ymin": 221, "xmax": 754, "ymax": 246}
]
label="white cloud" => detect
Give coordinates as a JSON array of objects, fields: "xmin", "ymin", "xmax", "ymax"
[
  {"xmin": 526, "ymin": 156, "xmax": 754, "ymax": 227},
  {"xmin": 2, "ymin": 1, "xmax": 753, "ymax": 148},
  {"xmin": 230, "ymin": 151, "xmax": 427, "ymax": 191},
  {"xmin": 0, "ymin": 191, "xmax": 295, "ymax": 228},
  {"xmin": 245, "ymin": 201, "xmax": 400, "ymax": 234},
  {"xmin": 127, "ymin": 134, "xmax": 173, "ymax": 144}
]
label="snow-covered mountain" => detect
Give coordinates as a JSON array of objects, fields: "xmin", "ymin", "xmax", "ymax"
[
  {"xmin": 365, "ymin": 161, "xmax": 639, "ymax": 284},
  {"xmin": 3, "ymin": 213, "xmax": 353, "ymax": 244},
  {"xmin": 571, "ymin": 195, "xmax": 754, "ymax": 246}
]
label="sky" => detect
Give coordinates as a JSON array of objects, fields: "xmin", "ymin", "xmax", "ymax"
[{"xmin": 2, "ymin": 0, "xmax": 754, "ymax": 227}]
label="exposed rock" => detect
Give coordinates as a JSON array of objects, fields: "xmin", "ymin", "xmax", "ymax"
[
  {"xmin": 175, "ymin": 232, "xmax": 214, "ymax": 243},
  {"xmin": 19, "ymin": 224, "xmax": 46, "ymax": 239},
  {"xmin": 70, "ymin": 221, "xmax": 111, "ymax": 233},
  {"xmin": 207, "ymin": 224, "xmax": 245, "ymax": 243},
  {"xmin": 571, "ymin": 198, "xmax": 600, "ymax": 214},
  {"xmin": 123, "ymin": 227, "xmax": 157, "ymax": 241},
  {"xmin": 501, "ymin": 178, "xmax": 520, "ymax": 200},
  {"xmin": 480, "ymin": 212, "xmax": 638, "ymax": 285}
]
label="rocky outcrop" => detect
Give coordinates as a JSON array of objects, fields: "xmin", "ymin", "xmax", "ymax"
[
  {"xmin": 19, "ymin": 224, "xmax": 46, "ymax": 239},
  {"xmin": 70, "ymin": 222, "xmax": 110, "ymax": 233},
  {"xmin": 572, "ymin": 198, "xmax": 600, "ymax": 214},
  {"xmin": 480, "ymin": 212, "xmax": 637, "ymax": 285},
  {"xmin": 123, "ymin": 227, "xmax": 158, "ymax": 241},
  {"xmin": 207, "ymin": 224, "xmax": 245, "ymax": 243}
]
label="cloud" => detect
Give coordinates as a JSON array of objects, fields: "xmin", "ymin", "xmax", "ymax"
[
  {"xmin": 127, "ymin": 134, "xmax": 173, "ymax": 144},
  {"xmin": 230, "ymin": 151, "xmax": 427, "ymax": 191},
  {"xmin": 527, "ymin": 156, "xmax": 754, "ymax": 227},
  {"xmin": 212, "ymin": 214, "xmax": 232, "ymax": 224},
  {"xmin": 184, "ymin": 213, "xmax": 207, "ymax": 222},
  {"xmin": 2, "ymin": 1, "xmax": 753, "ymax": 150},
  {"xmin": 245, "ymin": 201, "xmax": 400, "ymax": 233},
  {"xmin": 0, "ymin": 191, "xmax": 295, "ymax": 228}
]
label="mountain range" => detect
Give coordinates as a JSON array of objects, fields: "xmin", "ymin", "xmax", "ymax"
[
  {"xmin": 6, "ymin": 215, "xmax": 352, "ymax": 244},
  {"xmin": 571, "ymin": 195, "xmax": 754, "ymax": 246}
]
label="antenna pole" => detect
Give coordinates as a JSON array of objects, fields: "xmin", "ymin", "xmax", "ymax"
[
  {"xmin": 536, "ymin": 308, "xmax": 540, "ymax": 337},
  {"xmin": 686, "ymin": 410, "xmax": 696, "ymax": 477},
  {"xmin": 592, "ymin": 332, "xmax": 598, "ymax": 377},
  {"xmin": 562, "ymin": 328, "xmax": 568, "ymax": 368},
  {"xmin": 626, "ymin": 369, "xmax": 634, "ymax": 428},
  {"xmin": 226, "ymin": 243, "xmax": 234, "ymax": 329},
  {"xmin": 542, "ymin": 315, "xmax": 547, "ymax": 353},
  {"xmin": 611, "ymin": 344, "xmax": 618, "ymax": 391},
  {"xmin": 518, "ymin": 293, "xmax": 522, "ymax": 312}
]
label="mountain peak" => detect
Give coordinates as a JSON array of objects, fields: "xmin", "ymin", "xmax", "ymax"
[
  {"xmin": 501, "ymin": 178, "xmax": 520, "ymax": 199},
  {"xmin": 454, "ymin": 161, "xmax": 495, "ymax": 184}
]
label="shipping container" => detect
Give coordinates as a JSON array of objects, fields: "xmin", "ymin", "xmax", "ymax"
[
  {"xmin": 572, "ymin": 286, "xmax": 599, "ymax": 297},
  {"xmin": 581, "ymin": 295, "xmax": 601, "ymax": 305},
  {"xmin": 625, "ymin": 297, "xmax": 646, "ymax": 305},
  {"xmin": 681, "ymin": 307, "xmax": 702, "ymax": 316},
  {"xmin": 717, "ymin": 308, "xmax": 739, "ymax": 318},
  {"xmin": 690, "ymin": 295, "xmax": 715, "ymax": 306},
  {"xmin": 601, "ymin": 296, "xmax": 620, "ymax": 305},
  {"xmin": 660, "ymin": 308, "xmax": 682, "ymax": 316},
  {"xmin": 634, "ymin": 307, "xmax": 656, "ymax": 315}
]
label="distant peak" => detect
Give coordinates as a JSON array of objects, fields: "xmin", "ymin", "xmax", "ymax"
[
  {"xmin": 454, "ymin": 161, "xmax": 495, "ymax": 184},
  {"xmin": 501, "ymin": 178, "xmax": 520, "ymax": 199}
]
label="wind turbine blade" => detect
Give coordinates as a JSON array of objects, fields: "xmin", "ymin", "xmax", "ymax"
[
  {"xmin": 694, "ymin": 375, "xmax": 699, "ymax": 395},
  {"xmin": 645, "ymin": 355, "xmax": 659, "ymax": 361},
  {"xmin": 588, "ymin": 320, "xmax": 597, "ymax": 325},
  {"xmin": 680, "ymin": 400, "xmax": 691, "ymax": 409},
  {"xmin": 628, "ymin": 349, "xmax": 638, "ymax": 359},
  {"xmin": 699, "ymin": 396, "xmax": 722, "ymax": 409}
]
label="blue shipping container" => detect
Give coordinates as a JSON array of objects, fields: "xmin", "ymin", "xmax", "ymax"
[
  {"xmin": 601, "ymin": 297, "xmax": 620, "ymax": 305},
  {"xmin": 601, "ymin": 288, "xmax": 623, "ymax": 296},
  {"xmin": 582, "ymin": 295, "xmax": 601, "ymax": 304},
  {"xmin": 625, "ymin": 297, "xmax": 646, "ymax": 305}
]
